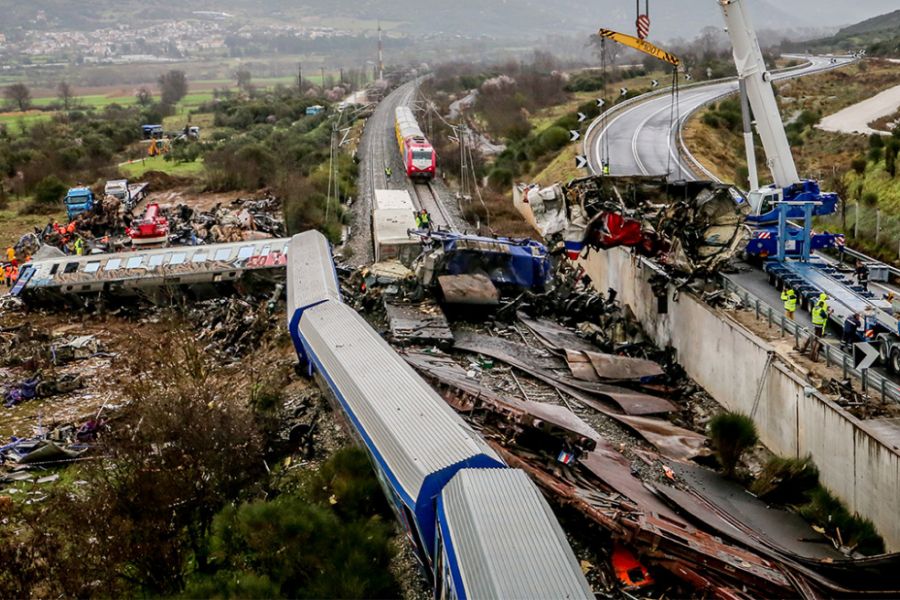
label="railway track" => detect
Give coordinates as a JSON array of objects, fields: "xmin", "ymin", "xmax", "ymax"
[{"xmin": 412, "ymin": 181, "xmax": 455, "ymax": 231}]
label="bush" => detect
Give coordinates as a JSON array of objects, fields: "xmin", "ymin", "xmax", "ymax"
[
  {"xmin": 538, "ymin": 125, "xmax": 570, "ymax": 154},
  {"xmin": 868, "ymin": 145, "xmax": 883, "ymax": 163},
  {"xmin": 862, "ymin": 191, "xmax": 879, "ymax": 206},
  {"xmin": 798, "ymin": 487, "xmax": 884, "ymax": 555},
  {"xmin": 32, "ymin": 174, "xmax": 67, "ymax": 206},
  {"xmin": 488, "ymin": 167, "xmax": 514, "ymax": 190},
  {"xmin": 183, "ymin": 448, "xmax": 400, "ymax": 599},
  {"xmin": 708, "ymin": 412, "xmax": 758, "ymax": 477},
  {"xmin": 750, "ymin": 455, "xmax": 819, "ymax": 505},
  {"xmin": 851, "ymin": 157, "xmax": 867, "ymax": 174},
  {"xmin": 869, "ymin": 133, "xmax": 884, "ymax": 149}
]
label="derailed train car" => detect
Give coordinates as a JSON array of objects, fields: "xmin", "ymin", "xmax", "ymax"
[{"xmin": 286, "ymin": 231, "xmax": 592, "ymax": 599}]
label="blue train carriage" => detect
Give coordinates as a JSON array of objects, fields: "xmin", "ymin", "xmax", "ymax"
[
  {"xmin": 286, "ymin": 231, "xmax": 504, "ymax": 567},
  {"xmin": 436, "ymin": 469, "xmax": 594, "ymax": 600},
  {"xmin": 297, "ymin": 299, "xmax": 505, "ymax": 569}
]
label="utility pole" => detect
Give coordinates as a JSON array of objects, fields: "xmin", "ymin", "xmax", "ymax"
[
  {"xmin": 298, "ymin": 63, "xmax": 303, "ymax": 93},
  {"xmin": 320, "ymin": 67, "xmax": 326, "ymax": 90}
]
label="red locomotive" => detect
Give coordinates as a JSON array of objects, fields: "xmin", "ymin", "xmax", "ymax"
[{"xmin": 394, "ymin": 106, "xmax": 436, "ymax": 179}]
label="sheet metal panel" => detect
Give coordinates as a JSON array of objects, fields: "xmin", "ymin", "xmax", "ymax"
[
  {"xmin": 286, "ymin": 231, "xmax": 341, "ymax": 318},
  {"xmin": 298, "ymin": 300, "xmax": 500, "ymax": 501},
  {"xmin": 441, "ymin": 469, "xmax": 593, "ymax": 600}
]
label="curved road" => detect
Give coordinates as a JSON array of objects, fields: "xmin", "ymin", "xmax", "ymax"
[{"xmin": 585, "ymin": 56, "xmax": 854, "ymax": 179}]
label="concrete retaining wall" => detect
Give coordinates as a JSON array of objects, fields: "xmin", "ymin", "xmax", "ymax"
[{"xmin": 580, "ymin": 247, "xmax": 900, "ymax": 551}]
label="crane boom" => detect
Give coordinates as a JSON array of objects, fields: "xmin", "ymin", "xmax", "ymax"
[
  {"xmin": 597, "ymin": 29, "xmax": 680, "ymax": 67},
  {"xmin": 717, "ymin": 0, "xmax": 799, "ymax": 188}
]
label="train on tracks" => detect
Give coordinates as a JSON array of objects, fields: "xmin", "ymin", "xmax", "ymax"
[
  {"xmin": 395, "ymin": 106, "xmax": 436, "ymax": 180},
  {"xmin": 286, "ymin": 231, "xmax": 592, "ymax": 599}
]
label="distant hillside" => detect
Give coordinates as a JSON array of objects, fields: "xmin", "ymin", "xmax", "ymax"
[
  {"xmin": 785, "ymin": 9, "xmax": 900, "ymax": 56},
  {"xmin": 0, "ymin": 0, "xmax": 805, "ymax": 40}
]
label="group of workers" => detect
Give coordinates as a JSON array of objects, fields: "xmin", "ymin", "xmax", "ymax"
[
  {"xmin": 780, "ymin": 259, "xmax": 880, "ymax": 351},
  {"xmin": 43, "ymin": 220, "xmax": 87, "ymax": 256},
  {"xmin": 3, "ymin": 246, "xmax": 22, "ymax": 288},
  {"xmin": 414, "ymin": 209, "xmax": 432, "ymax": 230}
]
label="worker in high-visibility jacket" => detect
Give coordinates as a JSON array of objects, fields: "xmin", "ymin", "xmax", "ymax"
[
  {"xmin": 3, "ymin": 264, "xmax": 12, "ymax": 287},
  {"xmin": 74, "ymin": 237, "xmax": 85, "ymax": 256},
  {"xmin": 781, "ymin": 287, "xmax": 797, "ymax": 320},
  {"xmin": 811, "ymin": 293, "xmax": 832, "ymax": 337}
]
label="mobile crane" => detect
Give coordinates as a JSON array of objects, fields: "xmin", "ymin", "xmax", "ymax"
[{"xmin": 718, "ymin": 0, "xmax": 900, "ymax": 372}]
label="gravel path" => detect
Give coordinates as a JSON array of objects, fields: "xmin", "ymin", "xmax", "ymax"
[{"xmin": 818, "ymin": 83, "xmax": 900, "ymax": 136}]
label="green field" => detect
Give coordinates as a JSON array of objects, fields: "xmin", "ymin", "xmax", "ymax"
[
  {"xmin": 119, "ymin": 155, "xmax": 205, "ymax": 178},
  {"xmin": 0, "ymin": 111, "xmax": 53, "ymax": 134}
]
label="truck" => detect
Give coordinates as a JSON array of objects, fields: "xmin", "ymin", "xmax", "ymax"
[
  {"xmin": 64, "ymin": 187, "xmax": 95, "ymax": 221},
  {"xmin": 373, "ymin": 189, "xmax": 418, "ymax": 264},
  {"xmin": 104, "ymin": 179, "xmax": 149, "ymax": 211},
  {"xmin": 717, "ymin": 0, "xmax": 900, "ymax": 371}
]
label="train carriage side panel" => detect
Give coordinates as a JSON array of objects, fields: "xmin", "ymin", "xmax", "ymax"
[
  {"xmin": 437, "ymin": 469, "xmax": 593, "ymax": 600},
  {"xmin": 296, "ymin": 300, "xmax": 504, "ymax": 562}
]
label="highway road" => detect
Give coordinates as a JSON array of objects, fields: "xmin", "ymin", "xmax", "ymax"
[{"xmin": 585, "ymin": 56, "xmax": 853, "ymax": 179}]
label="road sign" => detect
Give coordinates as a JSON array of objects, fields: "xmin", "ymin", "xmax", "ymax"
[
  {"xmin": 854, "ymin": 342, "xmax": 879, "ymax": 371},
  {"xmin": 577, "ymin": 112, "xmax": 587, "ymax": 123},
  {"xmin": 619, "ymin": 87, "xmax": 628, "ymax": 97},
  {"xmin": 636, "ymin": 14, "xmax": 650, "ymax": 40},
  {"xmin": 575, "ymin": 155, "xmax": 588, "ymax": 169},
  {"xmin": 596, "ymin": 98, "xmax": 605, "ymax": 108},
  {"xmin": 685, "ymin": 73, "xmax": 693, "ymax": 81},
  {"xmin": 651, "ymin": 79, "xmax": 659, "ymax": 88},
  {"xmin": 569, "ymin": 130, "xmax": 581, "ymax": 142}
]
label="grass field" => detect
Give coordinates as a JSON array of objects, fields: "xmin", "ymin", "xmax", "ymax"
[
  {"xmin": 0, "ymin": 197, "xmax": 65, "ymax": 249},
  {"xmin": 119, "ymin": 155, "xmax": 205, "ymax": 179}
]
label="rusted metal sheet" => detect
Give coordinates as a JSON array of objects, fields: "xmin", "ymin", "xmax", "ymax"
[
  {"xmin": 609, "ymin": 413, "xmax": 708, "ymax": 461},
  {"xmin": 565, "ymin": 349, "xmax": 664, "ymax": 382},
  {"xmin": 453, "ymin": 331, "xmax": 675, "ymax": 415},
  {"xmin": 517, "ymin": 311, "xmax": 596, "ymax": 353},
  {"xmin": 383, "ymin": 299, "xmax": 454, "ymax": 348},
  {"xmin": 403, "ymin": 350, "xmax": 597, "ymax": 453},
  {"xmin": 437, "ymin": 274, "xmax": 500, "ymax": 305},
  {"xmin": 492, "ymin": 445, "xmax": 797, "ymax": 599}
]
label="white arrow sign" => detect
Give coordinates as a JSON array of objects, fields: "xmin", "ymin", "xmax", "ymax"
[
  {"xmin": 575, "ymin": 155, "xmax": 588, "ymax": 169},
  {"xmin": 619, "ymin": 87, "xmax": 628, "ymax": 96},
  {"xmin": 577, "ymin": 112, "xmax": 587, "ymax": 123},
  {"xmin": 854, "ymin": 342, "xmax": 879, "ymax": 370},
  {"xmin": 596, "ymin": 98, "xmax": 605, "ymax": 108},
  {"xmin": 685, "ymin": 73, "xmax": 693, "ymax": 81},
  {"xmin": 569, "ymin": 130, "xmax": 581, "ymax": 142},
  {"xmin": 651, "ymin": 79, "xmax": 659, "ymax": 88}
]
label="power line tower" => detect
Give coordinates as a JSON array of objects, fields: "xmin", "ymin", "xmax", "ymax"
[{"xmin": 377, "ymin": 22, "xmax": 384, "ymax": 80}]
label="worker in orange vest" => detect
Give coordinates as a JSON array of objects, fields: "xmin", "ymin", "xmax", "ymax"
[
  {"xmin": 3, "ymin": 264, "xmax": 11, "ymax": 287},
  {"xmin": 9, "ymin": 264, "xmax": 18, "ymax": 286},
  {"xmin": 67, "ymin": 222, "xmax": 76, "ymax": 234}
]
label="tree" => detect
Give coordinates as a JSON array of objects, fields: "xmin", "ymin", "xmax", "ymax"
[
  {"xmin": 4, "ymin": 83, "xmax": 31, "ymax": 111},
  {"xmin": 709, "ymin": 412, "xmax": 758, "ymax": 478},
  {"xmin": 158, "ymin": 70, "xmax": 188, "ymax": 105},
  {"xmin": 57, "ymin": 81, "xmax": 74, "ymax": 110},
  {"xmin": 235, "ymin": 69, "xmax": 252, "ymax": 93},
  {"xmin": 136, "ymin": 86, "xmax": 153, "ymax": 106}
]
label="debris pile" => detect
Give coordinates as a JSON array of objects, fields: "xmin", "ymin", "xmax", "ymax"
[
  {"xmin": 514, "ymin": 175, "xmax": 749, "ymax": 276},
  {"xmin": 186, "ymin": 288, "xmax": 284, "ymax": 360},
  {"xmin": 167, "ymin": 196, "xmax": 285, "ymax": 245}
]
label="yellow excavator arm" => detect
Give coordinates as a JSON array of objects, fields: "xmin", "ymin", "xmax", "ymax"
[{"xmin": 596, "ymin": 28, "xmax": 680, "ymax": 67}]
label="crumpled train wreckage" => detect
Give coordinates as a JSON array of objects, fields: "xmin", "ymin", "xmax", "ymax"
[{"xmin": 514, "ymin": 175, "xmax": 750, "ymax": 276}]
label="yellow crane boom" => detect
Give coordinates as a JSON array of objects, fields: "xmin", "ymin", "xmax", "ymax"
[{"xmin": 597, "ymin": 28, "xmax": 680, "ymax": 67}]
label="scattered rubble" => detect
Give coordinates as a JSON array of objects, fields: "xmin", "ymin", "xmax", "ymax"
[{"xmin": 514, "ymin": 175, "xmax": 749, "ymax": 277}]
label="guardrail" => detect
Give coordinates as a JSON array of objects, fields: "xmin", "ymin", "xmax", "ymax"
[
  {"xmin": 584, "ymin": 58, "xmax": 817, "ymax": 175},
  {"xmin": 720, "ymin": 275, "xmax": 900, "ymax": 404}
]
